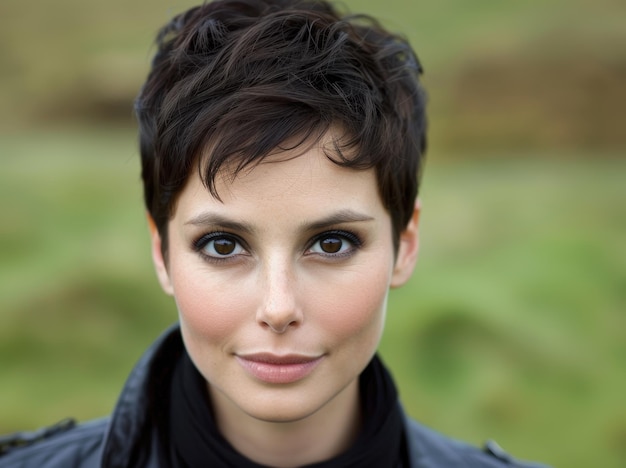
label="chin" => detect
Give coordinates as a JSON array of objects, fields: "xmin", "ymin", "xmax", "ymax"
[
  {"xmin": 247, "ymin": 406, "xmax": 315, "ymax": 424},
  {"xmin": 238, "ymin": 389, "xmax": 329, "ymax": 423}
]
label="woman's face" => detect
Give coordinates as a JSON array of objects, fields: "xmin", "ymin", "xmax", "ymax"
[{"xmin": 150, "ymin": 137, "xmax": 419, "ymax": 425}]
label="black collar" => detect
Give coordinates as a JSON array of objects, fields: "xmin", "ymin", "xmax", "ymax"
[{"xmin": 166, "ymin": 349, "xmax": 407, "ymax": 467}]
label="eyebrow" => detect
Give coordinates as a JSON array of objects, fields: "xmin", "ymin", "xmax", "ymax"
[
  {"xmin": 184, "ymin": 213, "xmax": 256, "ymax": 234},
  {"xmin": 299, "ymin": 210, "xmax": 375, "ymax": 232},
  {"xmin": 184, "ymin": 209, "xmax": 374, "ymax": 234}
]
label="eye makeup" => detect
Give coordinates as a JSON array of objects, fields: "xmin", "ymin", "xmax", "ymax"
[
  {"xmin": 306, "ymin": 229, "xmax": 364, "ymax": 260},
  {"xmin": 192, "ymin": 231, "xmax": 249, "ymax": 264}
]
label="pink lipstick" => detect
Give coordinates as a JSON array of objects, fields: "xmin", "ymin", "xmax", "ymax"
[{"xmin": 236, "ymin": 353, "xmax": 323, "ymax": 384}]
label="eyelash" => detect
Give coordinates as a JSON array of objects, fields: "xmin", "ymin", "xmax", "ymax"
[
  {"xmin": 191, "ymin": 229, "xmax": 364, "ymax": 263},
  {"xmin": 306, "ymin": 230, "xmax": 363, "ymax": 259},
  {"xmin": 192, "ymin": 232, "xmax": 248, "ymax": 264}
]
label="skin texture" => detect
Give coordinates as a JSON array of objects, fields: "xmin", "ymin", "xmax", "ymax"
[{"xmin": 149, "ymin": 135, "xmax": 420, "ymax": 467}]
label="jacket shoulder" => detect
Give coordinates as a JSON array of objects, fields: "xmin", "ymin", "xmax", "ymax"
[
  {"xmin": 404, "ymin": 417, "xmax": 550, "ymax": 468},
  {"xmin": 0, "ymin": 417, "xmax": 109, "ymax": 468}
]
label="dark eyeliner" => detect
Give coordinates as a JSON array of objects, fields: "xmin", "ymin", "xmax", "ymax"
[
  {"xmin": 193, "ymin": 231, "xmax": 223, "ymax": 251},
  {"xmin": 308, "ymin": 229, "xmax": 364, "ymax": 256},
  {"xmin": 326, "ymin": 230, "xmax": 362, "ymax": 247},
  {"xmin": 192, "ymin": 231, "xmax": 247, "ymax": 262}
]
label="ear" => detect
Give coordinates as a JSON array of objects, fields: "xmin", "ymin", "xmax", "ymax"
[
  {"xmin": 147, "ymin": 213, "xmax": 174, "ymax": 295},
  {"xmin": 390, "ymin": 199, "xmax": 420, "ymax": 288}
]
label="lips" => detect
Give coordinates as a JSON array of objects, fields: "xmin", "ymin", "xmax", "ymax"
[{"xmin": 236, "ymin": 353, "xmax": 323, "ymax": 384}]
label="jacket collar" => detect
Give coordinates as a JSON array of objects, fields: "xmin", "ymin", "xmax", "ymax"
[{"xmin": 100, "ymin": 324, "xmax": 183, "ymax": 467}]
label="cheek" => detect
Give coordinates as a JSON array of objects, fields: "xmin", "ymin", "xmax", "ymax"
[
  {"xmin": 312, "ymin": 267, "xmax": 390, "ymax": 343},
  {"xmin": 170, "ymin": 263, "xmax": 254, "ymax": 341}
]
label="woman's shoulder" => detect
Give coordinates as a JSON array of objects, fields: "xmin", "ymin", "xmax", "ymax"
[
  {"xmin": 0, "ymin": 417, "xmax": 108, "ymax": 468},
  {"xmin": 403, "ymin": 416, "xmax": 550, "ymax": 468},
  {"xmin": 0, "ymin": 326, "xmax": 182, "ymax": 468}
]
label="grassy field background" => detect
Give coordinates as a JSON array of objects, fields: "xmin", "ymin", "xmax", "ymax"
[{"xmin": 1, "ymin": 1, "xmax": 625, "ymax": 467}]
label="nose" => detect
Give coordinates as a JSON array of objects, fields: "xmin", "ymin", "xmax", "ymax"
[{"xmin": 256, "ymin": 262, "xmax": 302, "ymax": 334}]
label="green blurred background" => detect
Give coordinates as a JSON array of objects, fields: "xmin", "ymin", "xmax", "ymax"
[{"xmin": 1, "ymin": 0, "xmax": 624, "ymax": 466}]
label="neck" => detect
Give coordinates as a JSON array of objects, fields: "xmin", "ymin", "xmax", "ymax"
[{"xmin": 209, "ymin": 380, "xmax": 362, "ymax": 467}]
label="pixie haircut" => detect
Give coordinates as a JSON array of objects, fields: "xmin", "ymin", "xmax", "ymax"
[{"xmin": 136, "ymin": 0, "xmax": 427, "ymax": 254}]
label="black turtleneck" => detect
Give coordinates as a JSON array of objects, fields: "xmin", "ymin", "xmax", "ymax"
[{"xmin": 163, "ymin": 351, "xmax": 408, "ymax": 467}]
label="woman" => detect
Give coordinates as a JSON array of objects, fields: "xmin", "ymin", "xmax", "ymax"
[{"xmin": 0, "ymin": 1, "xmax": 548, "ymax": 466}]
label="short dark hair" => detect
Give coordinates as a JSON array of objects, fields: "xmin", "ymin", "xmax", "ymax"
[{"xmin": 136, "ymin": 0, "xmax": 427, "ymax": 255}]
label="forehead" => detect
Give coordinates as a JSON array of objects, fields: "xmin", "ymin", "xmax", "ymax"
[{"xmin": 175, "ymin": 141, "xmax": 384, "ymax": 223}]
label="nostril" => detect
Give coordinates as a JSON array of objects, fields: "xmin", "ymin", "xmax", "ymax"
[
  {"xmin": 257, "ymin": 300, "xmax": 301, "ymax": 333},
  {"xmin": 260, "ymin": 316, "xmax": 299, "ymax": 334}
]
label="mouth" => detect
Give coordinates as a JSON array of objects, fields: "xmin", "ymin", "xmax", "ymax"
[{"xmin": 235, "ymin": 353, "xmax": 324, "ymax": 384}]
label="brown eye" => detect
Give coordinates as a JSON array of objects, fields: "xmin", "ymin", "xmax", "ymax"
[
  {"xmin": 195, "ymin": 233, "xmax": 246, "ymax": 259},
  {"xmin": 319, "ymin": 237, "xmax": 342, "ymax": 253},
  {"xmin": 308, "ymin": 231, "xmax": 361, "ymax": 258},
  {"xmin": 214, "ymin": 238, "xmax": 236, "ymax": 255}
]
